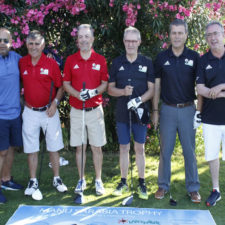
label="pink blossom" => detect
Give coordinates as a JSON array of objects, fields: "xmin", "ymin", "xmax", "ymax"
[
  {"xmin": 149, "ymin": 0, "xmax": 154, "ymax": 5},
  {"xmin": 71, "ymin": 28, "xmax": 78, "ymax": 37},
  {"xmin": 194, "ymin": 44, "xmax": 200, "ymax": 50},
  {"xmin": 162, "ymin": 42, "xmax": 168, "ymax": 49},
  {"xmin": 147, "ymin": 124, "xmax": 151, "ymax": 129}
]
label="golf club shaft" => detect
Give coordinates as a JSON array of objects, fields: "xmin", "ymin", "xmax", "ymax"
[{"xmin": 81, "ymin": 82, "xmax": 85, "ymax": 192}]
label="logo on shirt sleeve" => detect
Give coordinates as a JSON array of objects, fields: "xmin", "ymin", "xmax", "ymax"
[
  {"xmin": 206, "ymin": 64, "xmax": 212, "ymax": 70},
  {"xmin": 92, "ymin": 63, "xmax": 101, "ymax": 71},
  {"xmin": 73, "ymin": 64, "xmax": 79, "ymax": 69},
  {"xmin": 40, "ymin": 68, "xmax": 49, "ymax": 75},
  {"xmin": 185, "ymin": 59, "xmax": 193, "ymax": 66},
  {"xmin": 139, "ymin": 65, "xmax": 147, "ymax": 72},
  {"xmin": 23, "ymin": 70, "xmax": 28, "ymax": 75},
  {"xmin": 164, "ymin": 61, "xmax": 170, "ymax": 66}
]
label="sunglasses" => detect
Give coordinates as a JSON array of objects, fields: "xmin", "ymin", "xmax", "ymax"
[{"xmin": 0, "ymin": 38, "xmax": 9, "ymax": 44}]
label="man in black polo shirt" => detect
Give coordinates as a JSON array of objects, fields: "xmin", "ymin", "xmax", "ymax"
[
  {"xmin": 108, "ymin": 26, "xmax": 154, "ymax": 200},
  {"xmin": 152, "ymin": 19, "xmax": 201, "ymax": 203},
  {"xmin": 197, "ymin": 21, "xmax": 225, "ymax": 206}
]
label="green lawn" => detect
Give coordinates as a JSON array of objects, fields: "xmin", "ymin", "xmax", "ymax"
[{"xmin": 0, "ymin": 145, "xmax": 225, "ymax": 225}]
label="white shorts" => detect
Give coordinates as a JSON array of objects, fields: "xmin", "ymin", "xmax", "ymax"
[
  {"xmin": 22, "ymin": 106, "xmax": 64, "ymax": 153},
  {"xmin": 202, "ymin": 123, "xmax": 225, "ymax": 161},
  {"xmin": 70, "ymin": 105, "xmax": 106, "ymax": 147}
]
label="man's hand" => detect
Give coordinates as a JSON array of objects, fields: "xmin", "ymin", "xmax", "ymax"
[
  {"xmin": 124, "ymin": 85, "xmax": 133, "ymax": 96},
  {"xmin": 209, "ymin": 84, "xmax": 224, "ymax": 99},
  {"xmin": 127, "ymin": 97, "xmax": 142, "ymax": 110},
  {"xmin": 193, "ymin": 111, "xmax": 201, "ymax": 129},
  {"xmin": 47, "ymin": 101, "xmax": 57, "ymax": 117},
  {"xmin": 80, "ymin": 89, "xmax": 98, "ymax": 101},
  {"xmin": 151, "ymin": 110, "xmax": 159, "ymax": 130}
]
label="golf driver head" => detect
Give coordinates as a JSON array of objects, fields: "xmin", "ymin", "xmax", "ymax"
[
  {"xmin": 122, "ymin": 195, "xmax": 133, "ymax": 206},
  {"xmin": 32, "ymin": 189, "xmax": 43, "ymax": 201},
  {"xmin": 74, "ymin": 192, "xmax": 84, "ymax": 204}
]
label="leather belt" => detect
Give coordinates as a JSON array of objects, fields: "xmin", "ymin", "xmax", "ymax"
[
  {"xmin": 164, "ymin": 101, "xmax": 194, "ymax": 108},
  {"xmin": 25, "ymin": 103, "xmax": 48, "ymax": 112},
  {"xmin": 84, "ymin": 106, "xmax": 99, "ymax": 112}
]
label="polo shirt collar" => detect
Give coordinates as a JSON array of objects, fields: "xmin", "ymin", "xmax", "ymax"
[
  {"xmin": 26, "ymin": 52, "xmax": 46, "ymax": 66},
  {"xmin": 168, "ymin": 45, "xmax": 188, "ymax": 58},
  {"xmin": 121, "ymin": 53, "xmax": 143, "ymax": 64},
  {"xmin": 208, "ymin": 48, "xmax": 225, "ymax": 60},
  {"xmin": 77, "ymin": 48, "xmax": 96, "ymax": 61}
]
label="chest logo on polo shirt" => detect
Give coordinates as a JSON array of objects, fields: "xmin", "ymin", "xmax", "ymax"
[
  {"xmin": 185, "ymin": 58, "xmax": 193, "ymax": 66},
  {"xmin": 40, "ymin": 68, "xmax": 49, "ymax": 75},
  {"xmin": 23, "ymin": 70, "xmax": 28, "ymax": 75},
  {"xmin": 139, "ymin": 65, "xmax": 147, "ymax": 72},
  {"xmin": 74, "ymin": 64, "xmax": 79, "ymax": 69},
  {"xmin": 119, "ymin": 66, "xmax": 124, "ymax": 71},
  {"xmin": 164, "ymin": 61, "xmax": 170, "ymax": 65},
  {"xmin": 92, "ymin": 63, "xmax": 100, "ymax": 71},
  {"xmin": 206, "ymin": 64, "xmax": 212, "ymax": 70}
]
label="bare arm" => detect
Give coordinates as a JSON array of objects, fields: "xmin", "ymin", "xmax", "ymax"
[
  {"xmin": 140, "ymin": 81, "xmax": 154, "ymax": 103},
  {"xmin": 108, "ymin": 82, "xmax": 133, "ymax": 97},
  {"xmin": 151, "ymin": 78, "xmax": 160, "ymax": 129},
  {"xmin": 196, "ymin": 94, "xmax": 203, "ymax": 112}
]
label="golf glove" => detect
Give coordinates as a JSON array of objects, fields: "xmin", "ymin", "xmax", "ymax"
[
  {"xmin": 193, "ymin": 111, "xmax": 201, "ymax": 129},
  {"xmin": 80, "ymin": 88, "xmax": 98, "ymax": 101},
  {"xmin": 127, "ymin": 97, "xmax": 142, "ymax": 110}
]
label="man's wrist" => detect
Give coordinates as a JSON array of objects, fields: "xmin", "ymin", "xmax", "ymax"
[{"xmin": 54, "ymin": 98, "xmax": 59, "ymax": 106}]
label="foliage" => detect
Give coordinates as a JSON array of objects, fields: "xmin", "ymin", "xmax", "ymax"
[{"xmin": 1, "ymin": 0, "xmax": 224, "ymax": 150}]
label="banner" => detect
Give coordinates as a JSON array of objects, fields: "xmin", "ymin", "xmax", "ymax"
[{"xmin": 6, "ymin": 205, "xmax": 216, "ymax": 225}]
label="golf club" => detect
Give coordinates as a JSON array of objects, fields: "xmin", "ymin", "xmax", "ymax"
[
  {"xmin": 122, "ymin": 78, "xmax": 134, "ymax": 206},
  {"xmin": 74, "ymin": 82, "xmax": 86, "ymax": 204},
  {"xmin": 32, "ymin": 80, "xmax": 54, "ymax": 201},
  {"xmin": 156, "ymin": 127, "xmax": 177, "ymax": 206}
]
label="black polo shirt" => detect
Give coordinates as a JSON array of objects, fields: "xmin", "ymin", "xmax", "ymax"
[
  {"xmin": 154, "ymin": 46, "xmax": 199, "ymax": 104},
  {"xmin": 109, "ymin": 54, "xmax": 155, "ymax": 123},
  {"xmin": 196, "ymin": 50, "xmax": 225, "ymax": 125}
]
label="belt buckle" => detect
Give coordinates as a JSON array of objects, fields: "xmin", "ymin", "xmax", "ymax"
[{"xmin": 177, "ymin": 103, "xmax": 185, "ymax": 108}]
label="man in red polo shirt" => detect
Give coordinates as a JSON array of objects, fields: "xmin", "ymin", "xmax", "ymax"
[
  {"xmin": 63, "ymin": 24, "xmax": 108, "ymax": 196},
  {"xmin": 19, "ymin": 30, "xmax": 67, "ymax": 200}
]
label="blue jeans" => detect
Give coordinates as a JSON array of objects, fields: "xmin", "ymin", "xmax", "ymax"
[{"xmin": 157, "ymin": 103, "xmax": 200, "ymax": 192}]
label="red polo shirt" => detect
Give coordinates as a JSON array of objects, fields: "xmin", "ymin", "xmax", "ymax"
[
  {"xmin": 19, "ymin": 53, "xmax": 62, "ymax": 107},
  {"xmin": 63, "ymin": 49, "xmax": 109, "ymax": 109}
]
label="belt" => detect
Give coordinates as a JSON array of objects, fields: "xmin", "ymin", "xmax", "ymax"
[
  {"xmin": 84, "ymin": 106, "xmax": 99, "ymax": 112},
  {"xmin": 164, "ymin": 101, "xmax": 194, "ymax": 108},
  {"xmin": 25, "ymin": 103, "xmax": 48, "ymax": 112}
]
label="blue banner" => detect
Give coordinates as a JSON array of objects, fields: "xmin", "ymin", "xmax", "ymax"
[{"xmin": 6, "ymin": 205, "xmax": 216, "ymax": 225}]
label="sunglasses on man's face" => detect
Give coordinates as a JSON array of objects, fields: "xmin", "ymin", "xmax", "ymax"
[{"xmin": 0, "ymin": 38, "xmax": 9, "ymax": 44}]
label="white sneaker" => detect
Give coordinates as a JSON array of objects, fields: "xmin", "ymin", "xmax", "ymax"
[
  {"xmin": 74, "ymin": 179, "xmax": 86, "ymax": 193},
  {"xmin": 53, "ymin": 177, "xmax": 68, "ymax": 193},
  {"xmin": 24, "ymin": 180, "xmax": 38, "ymax": 196},
  {"xmin": 95, "ymin": 180, "xmax": 105, "ymax": 196}
]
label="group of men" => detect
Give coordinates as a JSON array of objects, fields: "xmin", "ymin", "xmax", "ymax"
[{"xmin": 0, "ymin": 19, "xmax": 224, "ymax": 207}]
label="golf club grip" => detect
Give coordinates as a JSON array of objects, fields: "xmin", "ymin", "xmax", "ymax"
[{"xmin": 83, "ymin": 82, "xmax": 86, "ymax": 91}]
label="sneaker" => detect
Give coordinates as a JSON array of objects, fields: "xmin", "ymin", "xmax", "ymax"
[
  {"xmin": 206, "ymin": 189, "xmax": 221, "ymax": 206},
  {"xmin": 155, "ymin": 187, "xmax": 167, "ymax": 200},
  {"xmin": 95, "ymin": 180, "xmax": 105, "ymax": 196},
  {"xmin": 1, "ymin": 177, "xmax": 24, "ymax": 191},
  {"xmin": 137, "ymin": 183, "xmax": 148, "ymax": 200},
  {"xmin": 74, "ymin": 179, "xmax": 86, "ymax": 193},
  {"xmin": 53, "ymin": 177, "xmax": 68, "ymax": 193},
  {"xmin": 188, "ymin": 191, "xmax": 201, "ymax": 203},
  {"xmin": 24, "ymin": 180, "xmax": 38, "ymax": 196},
  {"xmin": 112, "ymin": 182, "xmax": 129, "ymax": 196},
  {"xmin": 0, "ymin": 189, "xmax": 7, "ymax": 204}
]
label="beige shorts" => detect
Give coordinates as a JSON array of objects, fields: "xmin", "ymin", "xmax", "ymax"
[
  {"xmin": 70, "ymin": 105, "xmax": 106, "ymax": 147},
  {"xmin": 22, "ymin": 106, "xmax": 64, "ymax": 153},
  {"xmin": 202, "ymin": 123, "xmax": 225, "ymax": 161}
]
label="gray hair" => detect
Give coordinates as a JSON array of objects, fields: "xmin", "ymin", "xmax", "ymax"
[
  {"xmin": 77, "ymin": 24, "xmax": 94, "ymax": 36},
  {"xmin": 169, "ymin": 19, "xmax": 188, "ymax": 34},
  {"xmin": 26, "ymin": 30, "xmax": 45, "ymax": 43},
  {"xmin": 205, "ymin": 21, "xmax": 224, "ymax": 33},
  {"xmin": 123, "ymin": 26, "xmax": 141, "ymax": 40}
]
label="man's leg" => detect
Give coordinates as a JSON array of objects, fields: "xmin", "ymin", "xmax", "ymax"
[
  {"xmin": 76, "ymin": 145, "xmax": 87, "ymax": 180},
  {"xmin": 49, "ymin": 151, "xmax": 60, "ymax": 177},
  {"xmin": 209, "ymin": 158, "xmax": 220, "ymax": 190},
  {"xmin": 0, "ymin": 149, "xmax": 7, "ymax": 203},
  {"xmin": 134, "ymin": 142, "xmax": 145, "ymax": 179},
  {"xmin": 27, "ymin": 152, "xmax": 38, "ymax": 179},
  {"xmin": 90, "ymin": 146, "xmax": 103, "ymax": 180},
  {"xmin": 1, "ymin": 146, "xmax": 14, "ymax": 181},
  {"xmin": 120, "ymin": 144, "xmax": 130, "ymax": 179}
]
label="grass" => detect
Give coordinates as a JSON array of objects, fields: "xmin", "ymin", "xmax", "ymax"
[{"xmin": 0, "ymin": 143, "xmax": 225, "ymax": 225}]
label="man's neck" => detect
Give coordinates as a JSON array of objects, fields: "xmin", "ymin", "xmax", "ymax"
[
  {"xmin": 126, "ymin": 53, "xmax": 138, "ymax": 63},
  {"xmin": 211, "ymin": 46, "xmax": 225, "ymax": 59},
  {"xmin": 80, "ymin": 50, "xmax": 92, "ymax": 60},
  {"xmin": 31, "ymin": 55, "xmax": 41, "ymax": 66},
  {"xmin": 172, "ymin": 45, "xmax": 184, "ymax": 57}
]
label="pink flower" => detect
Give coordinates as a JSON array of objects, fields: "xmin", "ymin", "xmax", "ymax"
[
  {"xmin": 149, "ymin": 0, "xmax": 154, "ymax": 5},
  {"xmin": 162, "ymin": 42, "xmax": 168, "ymax": 49},
  {"xmin": 194, "ymin": 44, "xmax": 200, "ymax": 50},
  {"xmin": 147, "ymin": 124, "xmax": 151, "ymax": 129}
]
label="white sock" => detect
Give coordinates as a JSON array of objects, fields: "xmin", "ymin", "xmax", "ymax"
[
  {"xmin": 30, "ymin": 178, "xmax": 37, "ymax": 182},
  {"xmin": 54, "ymin": 176, "xmax": 60, "ymax": 181},
  {"xmin": 95, "ymin": 179, "xmax": 101, "ymax": 182}
]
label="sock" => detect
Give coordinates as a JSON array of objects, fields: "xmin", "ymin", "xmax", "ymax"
[
  {"xmin": 30, "ymin": 178, "xmax": 37, "ymax": 182},
  {"xmin": 139, "ymin": 178, "xmax": 145, "ymax": 185},
  {"xmin": 121, "ymin": 178, "xmax": 127, "ymax": 184},
  {"xmin": 213, "ymin": 187, "xmax": 220, "ymax": 192},
  {"xmin": 54, "ymin": 176, "xmax": 60, "ymax": 181},
  {"xmin": 95, "ymin": 179, "xmax": 101, "ymax": 182}
]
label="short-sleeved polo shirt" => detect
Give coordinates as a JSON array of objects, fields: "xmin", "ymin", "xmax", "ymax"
[
  {"xmin": 109, "ymin": 54, "xmax": 155, "ymax": 123},
  {"xmin": 19, "ymin": 53, "xmax": 62, "ymax": 108},
  {"xmin": 0, "ymin": 51, "xmax": 21, "ymax": 119},
  {"xmin": 63, "ymin": 49, "xmax": 109, "ymax": 109},
  {"xmin": 154, "ymin": 46, "xmax": 199, "ymax": 104},
  {"xmin": 196, "ymin": 50, "xmax": 225, "ymax": 125}
]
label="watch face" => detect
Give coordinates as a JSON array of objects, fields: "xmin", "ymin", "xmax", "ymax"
[{"xmin": 136, "ymin": 97, "xmax": 141, "ymax": 103}]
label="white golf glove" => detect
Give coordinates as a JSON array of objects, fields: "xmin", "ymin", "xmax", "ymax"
[
  {"xmin": 127, "ymin": 97, "xmax": 142, "ymax": 110},
  {"xmin": 80, "ymin": 89, "xmax": 98, "ymax": 101},
  {"xmin": 193, "ymin": 111, "xmax": 201, "ymax": 129}
]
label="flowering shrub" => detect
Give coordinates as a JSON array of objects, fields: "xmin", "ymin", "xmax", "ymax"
[{"xmin": 1, "ymin": 0, "xmax": 224, "ymax": 151}]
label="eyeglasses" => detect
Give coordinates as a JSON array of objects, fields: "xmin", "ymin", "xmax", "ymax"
[
  {"xmin": 206, "ymin": 31, "xmax": 222, "ymax": 38},
  {"xmin": 124, "ymin": 40, "xmax": 139, "ymax": 44},
  {"xmin": 0, "ymin": 38, "xmax": 9, "ymax": 44}
]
